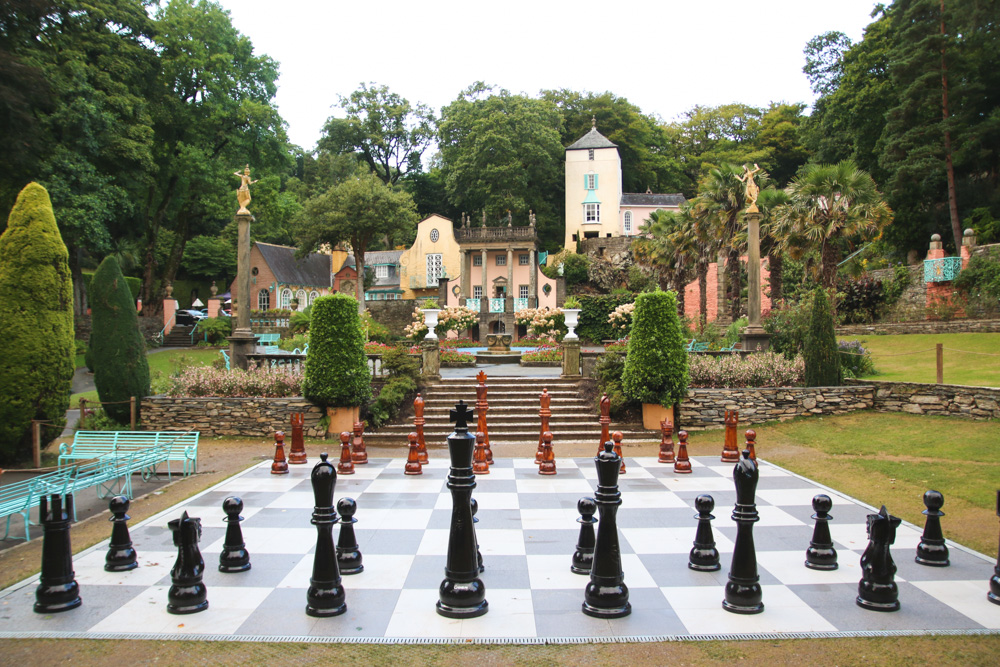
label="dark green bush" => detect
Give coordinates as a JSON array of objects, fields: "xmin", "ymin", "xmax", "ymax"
[
  {"xmin": 804, "ymin": 288, "xmax": 841, "ymax": 387},
  {"xmin": 198, "ymin": 316, "xmax": 232, "ymax": 344},
  {"xmin": 366, "ymin": 376, "xmax": 418, "ymax": 428},
  {"xmin": 576, "ymin": 293, "xmax": 634, "ymax": 343},
  {"xmin": 563, "ymin": 253, "xmax": 591, "ymax": 286},
  {"xmin": 763, "ymin": 298, "xmax": 813, "ymax": 360},
  {"xmin": 593, "ymin": 350, "xmax": 636, "ymax": 418},
  {"xmin": 85, "ymin": 274, "xmax": 141, "ymax": 304},
  {"xmin": 90, "ymin": 256, "xmax": 151, "ymax": 423},
  {"xmin": 362, "ymin": 310, "xmax": 392, "ymax": 343},
  {"xmin": 0, "ymin": 183, "xmax": 75, "ymax": 462},
  {"xmin": 837, "ymin": 276, "xmax": 884, "ymax": 324},
  {"xmin": 303, "ymin": 294, "xmax": 371, "ymax": 408},
  {"xmin": 954, "ymin": 255, "xmax": 1000, "ymax": 316},
  {"xmin": 622, "ymin": 290, "xmax": 689, "ymax": 406}
]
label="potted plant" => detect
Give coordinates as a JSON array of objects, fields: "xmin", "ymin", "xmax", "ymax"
[
  {"xmin": 302, "ymin": 294, "xmax": 372, "ymax": 436},
  {"xmin": 562, "ymin": 296, "xmax": 582, "ymax": 340},
  {"xmin": 621, "ymin": 290, "xmax": 689, "ymax": 429}
]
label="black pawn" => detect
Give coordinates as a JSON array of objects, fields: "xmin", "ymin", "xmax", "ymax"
[
  {"xmin": 571, "ymin": 497, "xmax": 598, "ymax": 574},
  {"xmin": 805, "ymin": 494, "xmax": 838, "ymax": 570},
  {"xmin": 471, "ymin": 498, "xmax": 484, "ymax": 573},
  {"xmin": 105, "ymin": 495, "xmax": 138, "ymax": 572},
  {"xmin": 689, "ymin": 494, "xmax": 720, "ymax": 572},
  {"xmin": 915, "ymin": 490, "xmax": 949, "ymax": 567},
  {"xmin": 167, "ymin": 511, "xmax": 208, "ymax": 614},
  {"xmin": 857, "ymin": 505, "xmax": 901, "ymax": 612},
  {"xmin": 336, "ymin": 497, "xmax": 364, "ymax": 575},
  {"xmin": 990, "ymin": 490, "xmax": 1000, "ymax": 606},
  {"xmin": 307, "ymin": 453, "xmax": 347, "ymax": 617},
  {"xmin": 582, "ymin": 441, "xmax": 631, "ymax": 618},
  {"xmin": 219, "ymin": 496, "xmax": 251, "ymax": 573},
  {"xmin": 34, "ymin": 494, "xmax": 82, "ymax": 614},
  {"xmin": 723, "ymin": 450, "xmax": 764, "ymax": 614}
]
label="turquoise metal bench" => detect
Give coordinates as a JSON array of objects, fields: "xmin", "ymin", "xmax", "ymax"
[
  {"xmin": 255, "ymin": 333, "xmax": 281, "ymax": 347},
  {"xmin": 68, "ymin": 445, "xmax": 170, "ymax": 502},
  {"xmin": 59, "ymin": 431, "xmax": 200, "ymax": 478},
  {"xmin": 1, "ymin": 469, "xmax": 74, "ymax": 540},
  {"xmin": 220, "ymin": 349, "xmax": 230, "ymax": 370}
]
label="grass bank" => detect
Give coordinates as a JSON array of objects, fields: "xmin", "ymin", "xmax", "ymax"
[{"xmin": 838, "ymin": 332, "xmax": 1000, "ymax": 387}]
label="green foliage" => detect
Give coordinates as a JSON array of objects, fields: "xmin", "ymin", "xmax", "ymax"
[
  {"xmin": 361, "ymin": 310, "xmax": 392, "ymax": 343},
  {"xmin": 302, "ymin": 294, "xmax": 371, "ymax": 408},
  {"xmin": 954, "ymin": 256, "xmax": 1000, "ymax": 317},
  {"xmin": 881, "ymin": 264, "xmax": 912, "ymax": 305},
  {"xmin": 562, "ymin": 253, "xmax": 590, "ymax": 286},
  {"xmin": 366, "ymin": 376, "xmax": 418, "ymax": 428},
  {"xmin": 837, "ymin": 339, "xmax": 877, "ymax": 379},
  {"xmin": 181, "ymin": 235, "xmax": 237, "ymax": 282},
  {"xmin": 563, "ymin": 296, "xmax": 581, "ymax": 309},
  {"xmin": 90, "ymin": 256, "xmax": 151, "ymax": 423},
  {"xmin": 593, "ymin": 351, "xmax": 635, "ymax": 418},
  {"xmin": 576, "ymin": 293, "xmax": 635, "ymax": 344},
  {"xmin": 804, "ymin": 288, "xmax": 841, "ymax": 387},
  {"xmin": 289, "ymin": 305, "xmax": 312, "ymax": 334},
  {"xmin": 837, "ymin": 276, "xmax": 884, "ymax": 324},
  {"xmin": 381, "ymin": 345, "xmax": 421, "ymax": 379},
  {"xmin": 723, "ymin": 317, "xmax": 748, "ymax": 348},
  {"xmin": 84, "ymin": 273, "xmax": 142, "ymax": 303},
  {"xmin": 0, "ymin": 183, "xmax": 75, "ymax": 461},
  {"xmin": 763, "ymin": 298, "xmax": 814, "ymax": 360},
  {"xmin": 198, "ymin": 316, "xmax": 232, "ymax": 344},
  {"xmin": 278, "ymin": 333, "xmax": 309, "ymax": 352},
  {"xmin": 622, "ymin": 290, "xmax": 689, "ymax": 406},
  {"xmin": 77, "ymin": 408, "xmax": 130, "ymax": 432}
]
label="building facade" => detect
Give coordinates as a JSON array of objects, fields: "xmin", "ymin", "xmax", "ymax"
[{"xmin": 229, "ymin": 242, "xmax": 334, "ymax": 312}]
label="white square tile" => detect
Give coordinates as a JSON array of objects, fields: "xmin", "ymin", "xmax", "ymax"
[
  {"xmin": 416, "ymin": 528, "xmax": 451, "ymax": 555},
  {"xmin": 757, "ymin": 550, "xmax": 863, "ymax": 585},
  {"xmin": 354, "ymin": 508, "xmax": 433, "ymax": 531},
  {"xmin": 384, "ymin": 589, "xmax": 463, "ymax": 637},
  {"xmin": 520, "ymin": 508, "xmax": 579, "ymax": 531},
  {"xmin": 171, "ymin": 504, "xmax": 263, "ymax": 528},
  {"xmin": 620, "ymin": 553, "xmax": 659, "ymax": 588},
  {"xmin": 622, "ymin": 527, "xmax": 735, "ymax": 555},
  {"xmin": 662, "ymin": 584, "xmax": 838, "ymax": 634},
  {"xmin": 477, "ymin": 529, "xmax": 527, "ymax": 556},
  {"xmin": 911, "ymin": 580, "xmax": 1000, "ymax": 629},
  {"xmin": 658, "ymin": 475, "xmax": 735, "ymax": 492},
  {"xmin": 828, "ymin": 523, "xmax": 923, "ymax": 552},
  {"xmin": 526, "ymin": 554, "xmax": 589, "ymax": 589},
  {"xmin": 266, "ymin": 492, "xmax": 315, "ymax": 509},
  {"xmin": 88, "ymin": 585, "xmax": 272, "ymax": 635},
  {"xmin": 205, "ymin": 527, "xmax": 315, "ymax": 555},
  {"xmin": 755, "ymin": 505, "xmax": 807, "ymax": 527},
  {"xmin": 622, "ymin": 491, "xmax": 689, "ymax": 509},
  {"xmin": 461, "ymin": 588, "xmax": 535, "ymax": 638},
  {"xmin": 364, "ymin": 478, "xmax": 445, "ymax": 494},
  {"xmin": 73, "ymin": 549, "xmax": 175, "ymax": 587},
  {"xmin": 473, "ymin": 467, "xmax": 516, "ymax": 480},
  {"xmin": 757, "ymin": 488, "xmax": 829, "ymax": 507},
  {"xmin": 217, "ymin": 476, "xmax": 300, "ymax": 492},
  {"xmin": 516, "ymin": 478, "xmax": 596, "ymax": 495}
]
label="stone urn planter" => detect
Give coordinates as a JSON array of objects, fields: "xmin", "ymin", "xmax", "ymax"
[
  {"xmin": 563, "ymin": 308, "xmax": 581, "ymax": 340},
  {"xmin": 642, "ymin": 403, "xmax": 674, "ymax": 430},
  {"xmin": 326, "ymin": 405, "xmax": 360, "ymax": 437},
  {"xmin": 421, "ymin": 308, "xmax": 441, "ymax": 339},
  {"xmin": 486, "ymin": 333, "xmax": 513, "ymax": 353}
]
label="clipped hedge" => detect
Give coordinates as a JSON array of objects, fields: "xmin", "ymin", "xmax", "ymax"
[
  {"xmin": 302, "ymin": 294, "xmax": 371, "ymax": 408},
  {"xmin": 84, "ymin": 273, "xmax": 141, "ymax": 303},
  {"xmin": 804, "ymin": 288, "xmax": 841, "ymax": 387},
  {"xmin": 90, "ymin": 256, "xmax": 151, "ymax": 423},
  {"xmin": 576, "ymin": 293, "xmax": 634, "ymax": 344},
  {"xmin": 621, "ymin": 290, "xmax": 689, "ymax": 406},
  {"xmin": 0, "ymin": 183, "xmax": 75, "ymax": 461}
]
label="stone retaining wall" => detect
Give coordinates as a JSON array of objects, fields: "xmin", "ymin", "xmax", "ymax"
[
  {"xmin": 845, "ymin": 379, "xmax": 1000, "ymax": 420},
  {"xmin": 140, "ymin": 396, "xmax": 327, "ymax": 438},
  {"xmin": 366, "ymin": 299, "xmax": 419, "ymax": 337},
  {"xmin": 678, "ymin": 386, "xmax": 874, "ymax": 430},
  {"xmin": 836, "ymin": 319, "xmax": 1000, "ymax": 335}
]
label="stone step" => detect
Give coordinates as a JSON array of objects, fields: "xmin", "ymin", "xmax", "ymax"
[
  {"xmin": 363, "ymin": 431, "xmax": 657, "ymax": 446},
  {"xmin": 425, "ymin": 390, "xmax": 583, "ymax": 400},
  {"xmin": 423, "ymin": 396, "xmax": 587, "ymax": 406},
  {"xmin": 368, "ymin": 425, "xmax": 648, "ymax": 439}
]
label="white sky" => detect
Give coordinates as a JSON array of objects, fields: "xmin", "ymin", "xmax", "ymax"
[{"xmin": 216, "ymin": 0, "xmax": 881, "ymax": 151}]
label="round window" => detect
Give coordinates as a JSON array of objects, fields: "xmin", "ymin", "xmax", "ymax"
[
  {"xmin": 251, "ymin": 267, "xmax": 259, "ymax": 276},
  {"xmin": 430, "ymin": 228, "xmax": 440, "ymax": 242}
]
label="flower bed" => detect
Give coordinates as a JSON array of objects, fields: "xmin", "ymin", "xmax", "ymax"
[
  {"xmin": 604, "ymin": 337, "xmax": 629, "ymax": 353},
  {"xmin": 167, "ymin": 365, "xmax": 303, "ymax": 397},
  {"xmin": 440, "ymin": 350, "xmax": 475, "ymax": 365},
  {"xmin": 521, "ymin": 346, "xmax": 562, "ymax": 363},
  {"xmin": 687, "ymin": 352, "xmax": 805, "ymax": 388}
]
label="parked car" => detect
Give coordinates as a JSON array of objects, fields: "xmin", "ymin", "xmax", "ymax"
[
  {"xmin": 198, "ymin": 308, "xmax": 230, "ymax": 318},
  {"xmin": 175, "ymin": 309, "xmax": 208, "ymax": 325}
]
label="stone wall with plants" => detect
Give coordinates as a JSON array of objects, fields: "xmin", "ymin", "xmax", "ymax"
[
  {"xmin": 140, "ymin": 396, "xmax": 327, "ymax": 438},
  {"xmin": 845, "ymin": 379, "xmax": 1000, "ymax": 420},
  {"xmin": 863, "ymin": 265, "xmax": 925, "ymax": 322},
  {"xmin": 366, "ymin": 299, "xmax": 421, "ymax": 337},
  {"xmin": 836, "ymin": 319, "xmax": 1000, "ymax": 335},
  {"xmin": 679, "ymin": 385, "xmax": 874, "ymax": 430}
]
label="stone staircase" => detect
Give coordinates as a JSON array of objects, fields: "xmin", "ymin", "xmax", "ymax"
[
  {"xmin": 364, "ymin": 376, "xmax": 658, "ymax": 448},
  {"xmin": 162, "ymin": 324, "xmax": 195, "ymax": 347}
]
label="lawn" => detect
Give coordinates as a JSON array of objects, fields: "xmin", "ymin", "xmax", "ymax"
[
  {"xmin": 70, "ymin": 347, "xmax": 221, "ymax": 404},
  {"xmin": 838, "ymin": 332, "xmax": 1000, "ymax": 387}
]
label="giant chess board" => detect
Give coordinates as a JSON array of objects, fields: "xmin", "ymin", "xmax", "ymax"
[{"xmin": 1, "ymin": 456, "xmax": 998, "ymax": 642}]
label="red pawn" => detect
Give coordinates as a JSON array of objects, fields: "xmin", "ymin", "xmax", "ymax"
[
  {"xmin": 745, "ymin": 429, "xmax": 757, "ymax": 462},
  {"xmin": 337, "ymin": 431, "xmax": 355, "ymax": 475},
  {"xmin": 414, "ymin": 393, "xmax": 429, "ymax": 464},
  {"xmin": 721, "ymin": 409, "xmax": 740, "ymax": 463},
  {"xmin": 473, "ymin": 431, "xmax": 490, "ymax": 475},
  {"xmin": 288, "ymin": 413, "xmax": 308, "ymax": 465},
  {"xmin": 658, "ymin": 418, "xmax": 675, "ymax": 464},
  {"xmin": 405, "ymin": 432, "xmax": 423, "ymax": 475},
  {"xmin": 271, "ymin": 431, "xmax": 289, "ymax": 475},
  {"xmin": 674, "ymin": 430, "xmax": 692, "ymax": 474},
  {"xmin": 538, "ymin": 431, "xmax": 556, "ymax": 475},
  {"xmin": 612, "ymin": 431, "xmax": 626, "ymax": 475},
  {"xmin": 536, "ymin": 388, "xmax": 552, "ymax": 465},
  {"xmin": 351, "ymin": 421, "xmax": 368, "ymax": 465}
]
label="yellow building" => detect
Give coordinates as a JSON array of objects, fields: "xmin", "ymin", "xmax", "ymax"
[{"xmin": 398, "ymin": 214, "xmax": 462, "ymax": 301}]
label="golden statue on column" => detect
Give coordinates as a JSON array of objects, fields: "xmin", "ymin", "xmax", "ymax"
[
  {"xmin": 233, "ymin": 164, "xmax": 258, "ymax": 215},
  {"xmin": 738, "ymin": 163, "xmax": 762, "ymax": 213}
]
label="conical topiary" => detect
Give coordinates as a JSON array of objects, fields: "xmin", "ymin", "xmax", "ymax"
[
  {"xmin": 621, "ymin": 289, "xmax": 689, "ymax": 406},
  {"xmin": 90, "ymin": 256, "xmax": 150, "ymax": 424},
  {"xmin": 0, "ymin": 183, "xmax": 75, "ymax": 462},
  {"xmin": 303, "ymin": 294, "xmax": 372, "ymax": 409},
  {"xmin": 804, "ymin": 287, "xmax": 841, "ymax": 387}
]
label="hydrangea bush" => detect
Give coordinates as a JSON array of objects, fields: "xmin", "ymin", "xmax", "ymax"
[
  {"xmin": 687, "ymin": 353, "xmax": 805, "ymax": 388},
  {"xmin": 404, "ymin": 305, "xmax": 478, "ymax": 339},
  {"xmin": 514, "ymin": 306, "xmax": 565, "ymax": 341},
  {"xmin": 168, "ymin": 365, "xmax": 303, "ymax": 397},
  {"xmin": 607, "ymin": 302, "xmax": 635, "ymax": 335}
]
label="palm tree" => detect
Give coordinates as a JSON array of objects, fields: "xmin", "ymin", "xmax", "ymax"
[
  {"xmin": 633, "ymin": 209, "xmax": 696, "ymax": 315},
  {"xmin": 780, "ymin": 161, "xmax": 893, "ymax": 289},
  {"xmin": 756, "ymin": 188, "xmax": 790, "ymax": 304}
]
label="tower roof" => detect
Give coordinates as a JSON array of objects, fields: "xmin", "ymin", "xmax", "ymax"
[{"xmin": 566, "ymin": 118, "xmax": 617, "ymax": 151}]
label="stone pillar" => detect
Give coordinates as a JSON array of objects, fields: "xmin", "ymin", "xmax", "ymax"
[
  {"xmin": 421, "ymin": 338, "xmax": 441, "ymax": 381},
  {"xmin": 561, "ymin": 339, "xmax": 581, "ymax": 378},
  {"xmin": 461, "ymin": 249, "xmax": 470, "ymax": 304},
  {"xmin": 741, "ymin": 211, "xmax": 770, "ymax": 353},
  {"xmin": 505, "ymin": 246, "xmax": 514, "ymax": 319},
  {"xmin": 228, "ymin": 212, "xmax": 257, "ymax": 370},
  {"xmin": 479, "ymin": 247, "xmax": 488, "ymax": 343},
  {"xmin": 960, "ymin": 227, "xmax": 976, "ymax": 267},
  {"xmin": 529, "ymin": 248, "xmax": 538, "ymax": 308},
  {"xmin": 162, "ymin": 297, "xmax": 178, "ymax": 336}
]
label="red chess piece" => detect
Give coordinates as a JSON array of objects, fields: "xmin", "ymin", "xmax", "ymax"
[
  {"xmin": 745, "ymin": 429, "xmax": 757, "ymax": 462},
  {"xmin": 473, "ymin": 432, "xmax": 490, "ymax": 474},
  {"xmin": 674, "ymin": 430, "xmax": 692, "ymax": 474},
  {"xmin": 538, "ymin": 431, "xmax": 556, "ymax": 475},
  {"xmin": 414, "ymin": 394, "xmax": 429, "ymax": 464},
  {"xmin": 597, "ymin": 393, "xmax": 611, "ymax": 457},
  {"xmin": 405, "ymin": 432, "xmax": 423, "ymax": 475},
  {"xmin": 288, "ymin": 413, "xmax": 308, "ymax": 465},
  {"xmin": 271, "ymin": 431, "xmax": 289, "ymax": 475},
  {"xmin": 658, "ymin": 418, "xmax": 675, "ymax": 464},
  {"xmin": 476, "ymin": 370, "xmax": 493, "ymax": 465},
  {"xmin": 721, "ymin": 409, "xmax": 740, "ymax": 463},
  {"xmin": 337, "ymin": 431, "xmax": 355, "ymax": 475},
  {"xmin": 536, "ymin": 388, "xmax": 552, "ymax": 464},
  {"xmin": 612, "ymin": 431, "xmax": 627, "ymax": 475},
  {"xmin": 351, "ymin": 421, "xmax": 368, "ymax": 465}
]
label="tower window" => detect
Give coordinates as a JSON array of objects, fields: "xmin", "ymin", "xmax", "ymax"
[
  {"xmin": 519, "ymin": 254, "xmax": 530, "ymax": 265},
  {"xmin": 584, "ymin": 203, "xmax": 600, "ymax": 224},
  {"xmin": 588, "ymin": 149, "xmax": 595, "ymax": 160},
  {"xmin": 585, "ymin": 173, "xmax": 597, "ymax": 190}
]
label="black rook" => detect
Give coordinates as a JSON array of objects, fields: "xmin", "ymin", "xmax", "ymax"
[
  {"xmin": 34, "ymin": 494, "xmax": 82, "ymax": 614},
  {"xmin": 582, "ymin": 441, "xmax": 630, "ymax": 618},
  {"xmin": 723, "ymin": 450, "xmax": 764, "ymax": 614}
]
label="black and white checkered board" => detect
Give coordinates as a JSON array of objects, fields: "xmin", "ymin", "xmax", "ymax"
[{"xmin": 1, "ymin": 455, "xmax": 998, "ymax": 642}]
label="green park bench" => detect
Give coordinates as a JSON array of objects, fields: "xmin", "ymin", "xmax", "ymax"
[
  {"xmin": 255, "ymin": 333, "xmax": 281, "ymax": 347},
  {"xmin": 59, "ymin": 431, "xmax": 200, "ymax": 478},
  {"xmin": 1, "ymin": 468, "xmax": 73, "ymax": 540}
]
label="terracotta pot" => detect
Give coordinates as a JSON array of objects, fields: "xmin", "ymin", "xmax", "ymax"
[
  {"xmin": 326, "ymin": 405, "xmax": 360, "ymax": 437},
  {"xmin": 642, "ymin": 403, "xmax": 673, "ymax": 430}
]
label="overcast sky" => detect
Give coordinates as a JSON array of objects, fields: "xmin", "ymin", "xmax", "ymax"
[{"xmin": 216, "ymin": 0, "xmax": 881, "ymax": 151}]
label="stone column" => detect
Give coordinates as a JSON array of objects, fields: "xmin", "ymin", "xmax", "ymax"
[
  {"xmin": 561, "ymin": 339, "xmax": 581, "ymax": 378},
  {"xmin": 479, "ymin": 247, "xmax": 488, "ymax": 343},
  {"xmin": 505, "ymin": 246, "xmax": 514, "ymax": 332},
  {"xmin": 741, "ymin": 211, "xmax": 770, "ymax": 353},
  {"xmin": 228, "ymin": 212, "xmax": 257, "ymax": 370},
  {"xmin": 528, "ymin": 248, "xmax": 538, "ymax": 308},
  {"xmin": 461, "ymin": 249, "xmax": 470, "ymax": 304},
  {"xmin": 421, "ymin": 338, "xmax": 441, "ymax": 381}
]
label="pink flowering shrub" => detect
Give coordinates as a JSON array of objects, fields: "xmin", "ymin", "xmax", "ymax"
[
  {"xmin": 167, "ymin": 365, "xmax": 303, "ymax": 397},
  {"xmin": 605, "ymin": 337, "xmax": 629, "ymax": 352},
  {"xmin": 514, "ymin": 306, "xmax": 565, "ymax": 341},
  {"xmin": 364, "ymin": 341, "xmax": 396, "ymax": 354},
  {"xmin": 521, "ymin": 347, "xmax": 562, "ymax": 362},
  {"xmin": 687, "ymin": 352, "xmax": 804, "ymax": 388},
  {"xmin": 441, "ymin": 350, "xmax": 475, "ymax": 364}
]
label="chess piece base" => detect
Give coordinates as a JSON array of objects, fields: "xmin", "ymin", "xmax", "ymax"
[
  {"xmin": 988, "ymin": 583, "xmax": 1000, "ymax": 606},
  {"xmin": 33, "ymin": 583, "xmax": 82, "ymax": 614},
  {"xmin": 167, "ymin": 587, "xmax": 209, "ymax": 615},
  {"xmin": 582, "ymin": 595, "xmax": 631, "ymax": 619},
  {"xmin": 856, "ymin": 596, "xmax": 900, "ymax": 612},
  {"xmin": 306, "ymin": 584, "xmax": 347, "ymax": 617},
  {"xmin": 288, "ymin": 453, "xmax": 308, "ymax": 465},
  {"xmin": 658, "ymin": 453, "xmax": 675, "ymax": 464},
  {"xmin": 105, "ymin": 550, "xmax": 138, "ymax": 572},
  {"xmin": 570, "ymin": 551, "xmax": 594, "ymax": 575},
  {"xmin": 404, "ymin": 466, "xmax": 422, "ymax": 475},
  {"xmin": 723, "ymin": 581, "xmax": 764, "ymax": 614},
  {"xmin": 721, "ymin": 451, "xmax": 740, "ymax": 463},
  {"xmin": 804, "ymin": 559, "xmax": 838, "ymax": 571},
  {"xmin": 436, "ymin": 579, "xmax": 488, "ymax": 618},
  {"xmin": 219, "ymin": 552, "xmax": 251, "ymax": 573},
  {"xmin": 805, "ymin": 546, "xmax": 838, "ymax": 571},
  {"xmin": 339, "ymin": 564, "xmax": 364, "ymax": 575},
  {"xmin": 688, "ymin": 560, "xmax": 721, "ymax": 572},
  {"xmin": 856, "ymin": 581, "xmax": 900, "ymax": 612},
  {"xmin": 673, "ymin": 463, "xmax": 692, "ymax": 474},
  {"xmin": 915, "ymin": 541, "xmax": 950, "ymax": 567}
]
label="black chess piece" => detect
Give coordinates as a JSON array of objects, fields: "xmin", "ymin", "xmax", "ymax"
[
  {"xmin": 582, "ymin": 441, "xmax": 631, "ymax": 618},
  {"xmin": 471, "ymin": 498, "xmax": 484, "ymax": 573},
  {"xmin": 689, "ymin": 494, "xmax": 721, "ymax": 572},
  {"xmin": 805, "ymin": 494, "xmax": 838, "ymax": 571},
  {"xmin": 307, "ymin": 452, "xmax": 347, "ymax": 617},
  {"xmin": 571, "ymin": 497, "xmax": 597, "ymax": 575},
  {"xmin": 336, "ymin": 497, "xmax": 364, "ymax": 575},
  {"xmin": 723, "ymin": 450, "xmax": 764, "ymax": 614},
  {"xmin": 219, "ymin": 496, "xmax": 251, "ymax": 573},
  {"xmin": 915, "ymin": 490, "xmax": 949, "ymax": 567},
  {"xmin": 34, "ymin": 494, "xmax": 82, "ymax": 614},
  {"xmin": 990, "ymin": 490, "xmax": 1000, "ymax": 606},
  {"xmin": 167, "ymin": 511, "xmax": 208, "ymax": 614},
  {"xmin": 437, "ymin": 400, "xmax": 488, "ymax": 618},
  {"xmin": 856, "ymin": 505, "xmax": 902, "ymax": 612},
  {"xmin": 105, "ymin": 495, "xmax": 138, "ymax": 572}
]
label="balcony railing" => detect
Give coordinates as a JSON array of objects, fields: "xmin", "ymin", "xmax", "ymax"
[
  {"xmin": 456, "ymin": 226, "xmax": 537, "ymax": 243},
  {"xmin": 514, "ymin": 298, "xmax": 528, "ymax": 312},
  {"xmin": 923, "ymin": 256, "xmax": 963, "ymax": 283},
  {"xmin": 489, "ymin": 298, "xmax": 505, "ymax": 313},
  {"xmin": 465, "ymin": 298, "xmax": 481, "ymax": 311}
]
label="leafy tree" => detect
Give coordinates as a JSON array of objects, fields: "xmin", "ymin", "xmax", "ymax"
[
  {"xmin": 321, "ymin": 82, "xmax": 435, "ymax": 186},
  {"xmin": 633, "ymin": 209, "xmax": 698, "ymax": 315},
  {"xmin": 302, "ymin": 294, "xmax": 371, "ymax": 409},
  {"xmin": 181, "ymin": 234, "xmax": 237, "ymax": 282},
  {"xmin": 0, "ymin": 183, "xmax": 74, "ymax": 462},
  {"xmin": 803, "ymin": 287, "xmax": 841, "ymax": 387},
  {"xmin": 89, "ymin": 255, "xmax": 150, "ymax": 423},
  {"xmin": 621, "ymin": 290, "xmax": 689, "ymax": 407},
  {"xmin": 296, "ymin": 171, "xmax": 419, "ymax": 310},
  {"xmin": 803, "ymin": 30, "xmax": 855, "ymax": 97}
]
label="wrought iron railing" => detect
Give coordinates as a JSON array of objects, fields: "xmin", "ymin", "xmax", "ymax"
[
  {"xmin": 489, "ymin": 298, "xmax": 505, "ymax": 313},
  {"xmin": 465, "ymin": 298, "xmax": 481, "ymax": 312},
  {"xmin": 514, "ymin": 298, "xmax": 528, "ymax": 312},
  {"xmin": 923, "ymin": 256, "xmax": 963, "ymax": 283}
]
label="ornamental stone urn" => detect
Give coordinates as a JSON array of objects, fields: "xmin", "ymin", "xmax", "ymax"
[
  {"xmin": 421, "ymin": 309, "xmax": 441, "ymax": 340},
  {"xmin": 486, "ymin": 333, "xmax": 513, "ymax": 353},
  {"xmin": 563, "ymin": 309, "xmax": 581, "ymax": 340}
]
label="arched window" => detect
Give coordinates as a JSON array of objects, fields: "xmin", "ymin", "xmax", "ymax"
[
  {"xmin": 280, "ymin": 288, "xmax": 292, "ymax": 309},
  {"xmin": 309, "ymin": 290, "xmax": 319, "ymax": 305},
  {"xmin": 624, "ymin": 211, "xmax": 633, "ymax": 235},
  {"xmin": 257, "ymin": 289, "xmax": 270, "ymax": 311},
  {"xmin": 296, "ymin": 289, "xmax": 307, "ymax": 310}
]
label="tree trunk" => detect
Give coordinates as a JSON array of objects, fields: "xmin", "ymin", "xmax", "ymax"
[
  {"xmin": 727, "ymin": 249, "xmax": 741, "ymax": 322},
  {"xmin": 674, "ymin": 269, "xmax": 686, "ymax": 317},
  {"xmin": 353, "ymin": 236, "xmax": 366, "ymax": 314},
  {"xmin": 820, "ymin": 240, "xmax": 839, "ymax": 290},
  {"xmin": 768, "ymin": 251, "xmax": 783, "ymax": 305},
  {"xmin": 940, "ymin": 0, "xmax": 963, "ymax": 252},
  {"xmin": 161, "ymin": 213, "xmax": 190, "ymax": 296}
]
